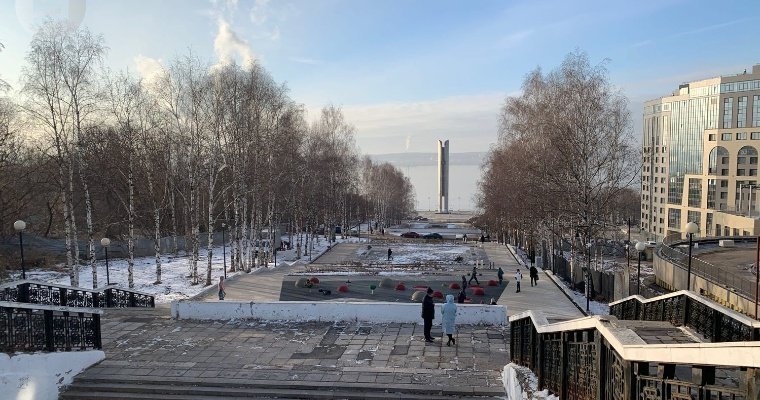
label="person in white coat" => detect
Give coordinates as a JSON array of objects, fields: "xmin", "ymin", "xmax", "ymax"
[{"xmin": 441, "ymin": 294, "xmax": 458, "ymax": 346}]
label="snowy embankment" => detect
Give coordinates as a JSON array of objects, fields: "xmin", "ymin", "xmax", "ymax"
[
  {"xmin": 509, "ymin": 245, "xmax": 609, "ymax": 315},
  {"xmin": 0, "ymin": 350, "xmax": 105, "ymax": 400},
  {"xmin": 9, "ymin": 235, "xmax": 359, "ymax": 304},
  {"xmin": 503, "ymin": 363, "xmax": 558, "ymax": 400}
]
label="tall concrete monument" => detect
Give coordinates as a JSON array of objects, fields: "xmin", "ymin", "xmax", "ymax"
[{"xmin": 437, "ymin": 139, "xmax": 449, "ymax": 213}]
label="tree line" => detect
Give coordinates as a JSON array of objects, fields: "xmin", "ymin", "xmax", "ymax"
[
  {"xmin": 0, "ymin": 21, "xmax": 414, "ymax": 287},
  {"xmin": 476, "ymin": 51, "xmax": 640, "ymax": 257}
]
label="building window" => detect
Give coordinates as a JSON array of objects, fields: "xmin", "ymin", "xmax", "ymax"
[
  {"xmin": 688, "ymin": 178, "xmax": 702, "ymax": 208},
  {"xmin": 754, "ymin": 95, "xmax": 760, "ymax": 127},
  {"xmin": 668, "ymin": 209, "xmax": 681, "ymax": 229},
  {"xmin": 722, "ymin": 156, "xmax": 729, "ymax": 164},
  {"xmin": 707, "ymin": 179, "xmax": 716, "ymax": 208},
  {"xmin": 709, "ymin": 134, "xmax": 716, "ymax": 141},
  {"xmin": 739, "ymin": 157, "xmax": 747, "ymax": 164},
  {"xmin": 752, "ymin": 157, "xmax": 758, "ymax": 164},
  {"xmin": 752, "ymin": 132, "xmax": 760, "ymax": 140},
  {"xmin": 751, "ymin": 169, "xmax": 758, "ymax": 176},
  {"xmin": 721, "ymin": 168, "xmax": 729, "ymax": 176},
  {"xmin": 720, "ymin": 180, "xmax": 728, "ymax": 187},
  {"xmin": 738, "ymin": 169, "xmax": 746, "ymax": 176},
  {"xmin": 738, "ymin": 96, "xmax": 748, "ymax": 128},
  {"xmin": 687, "ymin": 211, "xmax": 701, "ymax": 227},
  {"xmin": 721, "ymin": 133, "xmax": 732, "ymax": 141},
  {"xmin": 723, "ymin": 97, "xmax": 734, "ymax": 128},
  {"xmin": 720, "ymin": 192, "xmax": 728, "ymax": 199},
  {"xmin": 738, "ymin": 132, "xmax": 748, "ymax": 140}
]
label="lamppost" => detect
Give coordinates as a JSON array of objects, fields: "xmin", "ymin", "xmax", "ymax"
[
  {"xmin": 221, "ymin": 223, "xmax": 227, "ymax": 279},
  {"xmin": 100, "ymin": 238, "xmax": 111, "ymax": 285},
  {"xmin": 685, "ymin": 221, "xmax": 699, "ymax": 291},
  {"xmin": 635, "ymin": 241, "xmax": 647, "ymax": 295},
  {"xmin": 586, "ymin": 240, "xmax": 592, "ymax": 312},
  {"xmin": 14, "ymin": 220, "xmax": 26, "ymax": 279}
]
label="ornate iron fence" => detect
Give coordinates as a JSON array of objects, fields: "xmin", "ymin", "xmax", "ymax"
[
  {"xmin": 610, "ymin": 293, "xmax": 760, "ymax": 342},
  {"xmin": 0, "ymin": 281, "xmax": 154, "ymax": 308},
  {"xmin": 0, "ymin": 302, "xmax": 102, "ymax": 353},
  {"xmin": 510, "ymin": 314, "xmax": 758, "ymax": 400}
]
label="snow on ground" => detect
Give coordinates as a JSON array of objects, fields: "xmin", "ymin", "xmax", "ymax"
[
  {"xmin": 357, "ymin": 243, "xmax": 476, "ymax": 265},
  {"xmin": 503, "ymin": 362, "xmax": 559, "ymax": 400},
  {"xmin": 0, "ymin": 350, "xmax": 105, "ymax": 400},
  {"xmin": 8, "ymin": 236, "xmax": 363, "ymax": 304}
]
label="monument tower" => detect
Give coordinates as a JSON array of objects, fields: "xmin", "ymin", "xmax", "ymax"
[{"xmin": 437, "ymin": 139, "xmax": 449, "ymax": 213}]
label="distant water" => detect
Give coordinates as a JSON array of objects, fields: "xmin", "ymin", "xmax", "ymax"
[{"xmin": 401, "ymin": 165, "xmax": 481, "ymax": 211}]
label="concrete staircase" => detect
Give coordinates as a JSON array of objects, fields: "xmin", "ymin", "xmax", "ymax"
[{"xmin": 61, "ymin": 374, "xmax": 505, "ymax": 399}]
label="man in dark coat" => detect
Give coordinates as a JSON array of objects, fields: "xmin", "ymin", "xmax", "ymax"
[
  {"xmin": 387, "ymin": 248, "xmax": 393, "ymax": 261},
  {"xmin": 529, "ymin": 265, "xmax": 539, "ymax": 287},
  {"xmin": 457, "ymin": 290, "xmax": 466, "ymax": 304},
  {"xmin": 469, "ymin": 265, "xmax": 480, "ymax": 285},
  {"xmin": 461, "ymin": 275, "xmax": 467, "ymax": 291},
  {"xmin": 497, "ymin": 267, "xmax": 504, "ymax": 286},
  {"xmin": 421, "ymin": 287, "xmax": 435, "ymax": 342}
]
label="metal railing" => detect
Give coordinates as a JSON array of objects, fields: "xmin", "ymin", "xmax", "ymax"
[
  {"xmin": 0, "ymin": 280, "xmax": 155, "ymax": 308},
  {"xmin": 510, "ymin": 311, "xmax": 759, "ymax": 400},
  {"xmin": 0, "ymin": 301, "xmax": 102, "ymax": 353},
  {"xmin": 657, "ymin": 236, "xmax": 757, "ymax": 300},
  {"xmin": 610, "ymin": 292, "xmax": 760, "ymax": 341}
]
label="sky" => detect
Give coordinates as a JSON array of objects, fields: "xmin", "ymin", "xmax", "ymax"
[{"xmin": 1, "ymin": 0, "xmax": 760, "ymax": 156}]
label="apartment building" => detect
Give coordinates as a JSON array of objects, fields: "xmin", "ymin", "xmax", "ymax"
[{"xmin": 641, "ymin": 64, "xmax": 760, "ymax": 240}]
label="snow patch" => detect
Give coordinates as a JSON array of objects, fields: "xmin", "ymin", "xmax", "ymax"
[
  {"xmin": 503, "ymin": 363, "xmax": 558, "ymax": 400},
  {"xmin": 0, "ymin": 350, "xmax": 105, "ymax": 400}
]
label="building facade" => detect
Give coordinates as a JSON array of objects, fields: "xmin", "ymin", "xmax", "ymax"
[{"xmin": 641, "ymin": 64, "xmax": 760, "ymax": 240}]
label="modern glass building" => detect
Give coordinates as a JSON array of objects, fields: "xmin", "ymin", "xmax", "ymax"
[{"xmin": 641, "ymin": 64, "xmax": 760, "ymax": 240}]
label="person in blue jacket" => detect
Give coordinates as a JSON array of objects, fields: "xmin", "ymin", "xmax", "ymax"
[{"xmin": 441, "ymin": 294, "xmax": 457, "ymax": 346}]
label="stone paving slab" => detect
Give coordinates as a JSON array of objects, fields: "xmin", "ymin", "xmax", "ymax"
[{"xmin": 87, "ymin": 310, "xmax": 509, "ymax": 394}]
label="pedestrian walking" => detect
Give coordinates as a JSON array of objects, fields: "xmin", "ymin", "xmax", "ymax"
[
  {"xmin": 457, "ymin": 290, "xmax": 466, "ymax": 304},
  {"xmin": 468, "ymin": 265, "xmax": 480, "ymax": 285},
  {"xmin": 441, "ymin": 294, "xmax": 457, "ymax": 346},
  {"xmin": 530, "ymin": 265, "xmax": 539, "ymax": 287},
  {"xmin": 497, "ymin": 267, "xmax": 504, "ymax": 286},
  {"xmin": 490, "ymin": 297, "xmax": 497, "ymax": 305},
  {"xmin": 515, "ymin": 269, "xmax": 522, "ymax": 293},
  {"xmin": 461, "ymin": 275, "xmax": 468, "ymax": 291},
  {"xmin": 387, "ymin": 248, "xmax": 393, "ymax": 261},
  {"xmin": 421, "ymin": 288, "xmax": 435, "ymax": 342},
  {"xmin": 218, "ymin": 276, "xmax": 226, "ymax": 300}
]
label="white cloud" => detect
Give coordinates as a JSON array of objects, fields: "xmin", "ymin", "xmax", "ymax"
[
  {"xmin": 312, "ymin": 93, "xmax": 512, "ymax": 154},
  {"xmin": 133, "ymin": 54, "xmax": 167, "ymax": 89},
  {"xmin": 213, "ymin": 19, "xmax": 256, "ymax": 69}
]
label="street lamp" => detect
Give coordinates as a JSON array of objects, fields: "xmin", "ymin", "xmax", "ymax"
[
  {"xmin": 222, "ymin": 223, "xmax": 227, "ymax": 279},
  {"xmin": 586, "ymin": 240, "xmax": 592, "ymax": 312},
  {"xmin": 100, "ymin": 238, "xmax": 111, "ymax": 285},
  {"xmin": 685, "ymin": 221, "xmax": 699, "ymax": 291},
  {"xmin": 14, "ymin": 220, "xmax": 26, "ymax": 280},
  {"xmin": 635, "ymin": 241, "xmax": 647, "ymax": 295}
]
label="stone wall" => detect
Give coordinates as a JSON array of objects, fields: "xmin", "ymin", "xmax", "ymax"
[{"xmin": 171, "ymin": 301, "xmax": 508, "ymax": 325}]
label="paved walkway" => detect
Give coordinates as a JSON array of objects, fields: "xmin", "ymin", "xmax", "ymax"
[
  {"xmin": 70, "ymin": 308, "xmax": 507, "ymax": 398},
  {"xmin": 197, "ymin": 262, "xmax": 307, "ymax": 302},
  {"xmin": 482, "ymin": 242, "xmax": 584, "ymax": 321}
]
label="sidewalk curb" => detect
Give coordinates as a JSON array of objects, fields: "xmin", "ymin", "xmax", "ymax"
[{"xmin": 543, "ymin": 270, "xmax": 588, "ymax": 317}]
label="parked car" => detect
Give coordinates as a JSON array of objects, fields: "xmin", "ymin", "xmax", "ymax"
[
  {"xmin": 400, "ymin": 232, "xmax": 420, "ymax": 238},
  {"xmin": 423, "ymin": 233, "xmax": 443, "ymax": 239}
]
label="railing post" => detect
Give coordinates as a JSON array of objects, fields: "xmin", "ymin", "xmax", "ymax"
[
  {"xmin": 105, "ymin": 288, "xmax": 113, "ymax": 307},
  {"xmin": 93, "ymin": 313, "xmax": 102, "ymax": 349},
  {"xmin": 44, "ymin": 309, "xmax": 54, "ymax": 352},
  {"xmin": 92, "ymin": 292, "xmax": 99, "ymax": 309},
  {"xmin": 692, "ymin": 366, "xmax": 715, "ymax": 396},
  {"xmin": 682, "ymin": 296, "xmax": 690, "ymax": 327},
  {"xmin": 60, "ymin": 288, "xmax": 67, "ymax": 307},
  {"xmin": 594, "ymin": 331, "xmax": 603, "ymax": 400},
  {"xmin": 630, "ymin": 361, "xmax": 648, "ymax": 400},
  {"xmin": 559, "ymin": 331, "xmax": 568, "ymax": 400},
  {"xmin": 712, "ymin": 309, "xmax": 723, "ymax": 342},
  {"xmin": 18, "ymin": 283, "xmax": 29, "ymax": 303},
  {"xmin": 129, "ymin": 292, "xmax": 136, "ymax": 307},
  {"xmin": 659, "ymin": 364, "xmax": 675, "ymax": 398}
]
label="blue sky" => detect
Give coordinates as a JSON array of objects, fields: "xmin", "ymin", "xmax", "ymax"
[{"xmin": 1, "ymin": 0, "xmax": 760, "ymax": 155}]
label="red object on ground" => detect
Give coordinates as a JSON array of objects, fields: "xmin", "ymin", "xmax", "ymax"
[
  {"xmin": 432, "ymin": 290, "xmax": 444, "ymax": 299},
  {"xmin": 396, "ymin": 283, "xmax": 406, "ymax": 291},
  {"xmin": 338, "ymin": 285, "xmax": 349, "ymax": 293},
  {"xmin": 413, "ymin": 285, "xmax": 428, "ymax": 290},
  {"xmin": 309, "ymin": 277, "xmax": 320, "ymax": 284},
  {"xmin": 487, "ymin": 280, "xmax": 498, "ymax": 286},
  {"xmin": 472, "ymin": 288, "xmax": 485, "ymax": 296},
  {"xmin": 449, "ymin": 283, "xmax": 461, "ymax": 289},
  {"xmin": 464, "ymin": 298, "xmax": 472, "ymax": 303}
]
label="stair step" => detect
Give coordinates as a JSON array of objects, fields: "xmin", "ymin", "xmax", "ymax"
[
  {"xmin": 60, "ymin": 384, "xmax": 493, "ymax": 400},
  {"xmin": 66, "ymin": 375, "xmax": 504, "ymax": 398}
]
